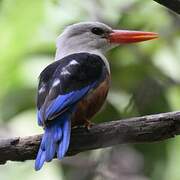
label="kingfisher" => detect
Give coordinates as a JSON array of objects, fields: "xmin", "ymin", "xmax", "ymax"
[{"xmin": 35, "ymin": 22, "xmax": 158, "ymax": 170}]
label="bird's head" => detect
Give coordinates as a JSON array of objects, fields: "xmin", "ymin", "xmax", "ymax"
[{"xmin": 55, "ymin": 22, "xmax": 158, "ymax": 60}]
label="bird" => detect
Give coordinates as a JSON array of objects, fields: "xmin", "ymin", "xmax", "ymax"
[{"xmin": 35, "ymin": 21, "xmax": 158, "ymax": 170}]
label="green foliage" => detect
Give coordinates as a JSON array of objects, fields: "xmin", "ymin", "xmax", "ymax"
[{"xmin": 0, "ymin": 0, "xmax": 179, "ymax": 180}]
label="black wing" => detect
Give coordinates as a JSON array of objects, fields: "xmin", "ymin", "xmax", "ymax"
[{"xmin": 37, "ymin": 53, "xmax": 107, "ymax": 125}]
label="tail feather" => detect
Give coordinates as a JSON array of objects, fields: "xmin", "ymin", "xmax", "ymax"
[
  {"xmin": 54, "ymin": 125, "xmax": 62, "ymax": 141},
  {"xmin": 35, "ymin": 149, "xmax": 46, "ymax": 171},
  {"xmin": 57, "ymin": 119, "xmax": 71, "ymax": 159},
  {"xmin": 45, "ymin": 126, "xmax": 57, "ymax": 162},
  {"xmin": 35, "ymin": 112, "xmax": 71, "ymax": 171}
]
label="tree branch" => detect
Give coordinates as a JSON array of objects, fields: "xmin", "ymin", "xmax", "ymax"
[
  {"xmin": 1, "ymin": 111, "xmax": 180, "ymax": 164},
  {"xmin": 152, "ymin": 0, "xmax": 180, "ymax": 14}
]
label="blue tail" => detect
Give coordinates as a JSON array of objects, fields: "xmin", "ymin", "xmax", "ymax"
[{"xmin": 35, "ymin": 112, "xmax": 71, "ymax": 171}]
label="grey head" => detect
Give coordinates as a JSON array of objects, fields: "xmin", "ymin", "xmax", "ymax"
[{"xmin": 55, "ymin": 22, "xmax": 113, "ymax": 61}]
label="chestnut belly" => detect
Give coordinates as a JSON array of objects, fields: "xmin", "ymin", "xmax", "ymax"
[{"xmin": 72, "ymin": 75, "xmax": 110, "ymax": 126}]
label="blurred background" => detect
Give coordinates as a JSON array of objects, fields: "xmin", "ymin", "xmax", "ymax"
[{"xmin": 0, "ymin": 0, "xmax": 179, "ymax": 179}]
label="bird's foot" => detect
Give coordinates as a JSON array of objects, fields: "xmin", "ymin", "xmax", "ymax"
[{"xmin": 84, "ymin": 119, "xmax": 94, "ymax": 131}]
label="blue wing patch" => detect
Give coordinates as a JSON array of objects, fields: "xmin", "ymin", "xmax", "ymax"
[
  {"xmin": 37, "ymin": 84, "xmax": 95, "ymax": 125},
  {"xmin": 45, "ymin": 83, "xmax": 95, "ymax": 120}
]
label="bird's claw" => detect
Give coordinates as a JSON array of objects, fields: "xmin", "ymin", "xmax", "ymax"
[{"xmin": 84, "ymin": 119, "xmax": 94, "ymax": 131}]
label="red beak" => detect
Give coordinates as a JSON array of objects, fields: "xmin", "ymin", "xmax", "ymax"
[{"xmin": 109, "ymin": 30, "xmax": 158, "ymax": 44}]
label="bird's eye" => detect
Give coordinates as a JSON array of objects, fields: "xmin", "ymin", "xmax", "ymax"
[{"xmin": 91, "ymin": 27, "xmax": 104, "ymax": 35}]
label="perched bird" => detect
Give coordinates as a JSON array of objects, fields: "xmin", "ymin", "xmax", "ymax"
[{"xmin": 35, "ymin": 22, "xmax": 158, "ymax": 170}]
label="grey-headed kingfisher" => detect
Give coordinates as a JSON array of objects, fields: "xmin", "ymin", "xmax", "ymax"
[{"xmin": 35, "ymin": 22, "xmax": 158, "ymax": 170}]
